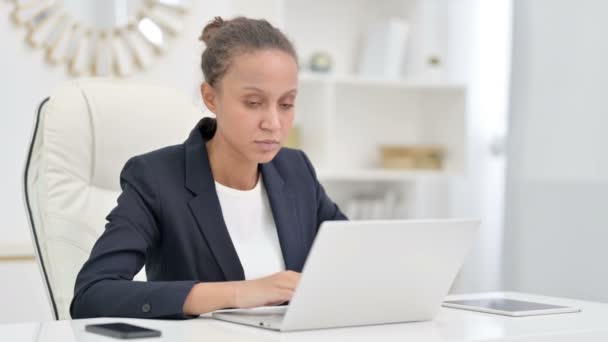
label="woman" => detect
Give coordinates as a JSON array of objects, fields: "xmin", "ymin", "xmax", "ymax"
[{"xmin": 70, "ymin": 16, "xmax": 346, "ymax": 319}]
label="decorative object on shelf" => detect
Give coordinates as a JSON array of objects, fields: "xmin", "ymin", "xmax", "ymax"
[
  {"xmin": 426, "ymin": 54, "xmax": 443, "ymax": 82},
  {"xmin": 380, "ymin": 145, "xmax": 444, "ymax": 170},
  {"xmin": 358, "ymin": 18, "xmax": 409, "ymax": 79},
  {"xmin": 9, "ymin": 0, "xmax": 191, "ymax": 77},
  {"xmin": 284, "ymin": 125, "xmax": 300, "ymax": 149},
  {"xmin": 308, "ymin": 51, "xmax": 333, "ymax": 73}
]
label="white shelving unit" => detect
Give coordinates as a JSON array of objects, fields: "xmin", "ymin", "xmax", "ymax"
[
  {"xmin": 296, "ymin": 73, "xmax": 466, "ymax": 177},
  {"xmin": 317, "ymin": 168, "xmax": 457, "ymax": 182},
  {"xmin": 231, "ymin": 0, "xmax": 467, "ymax": 219}
]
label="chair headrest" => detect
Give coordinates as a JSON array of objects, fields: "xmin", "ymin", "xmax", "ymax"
[{"xmin": 43, "ymin": 78, "xmax": 203, "ymax": 191}]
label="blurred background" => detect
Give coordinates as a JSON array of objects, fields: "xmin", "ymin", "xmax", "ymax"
[{"xmin": 1, "ymin": 0, "xmax": 607, "ymax": 323}]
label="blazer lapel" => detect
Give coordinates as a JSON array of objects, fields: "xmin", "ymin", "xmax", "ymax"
[
  {"xmin": 260, "ymin": 161, "xmax": 306, "ymax": 272},
  {"xmin": 184, "ymin": 123, "xmax": 245, "ymax": 281}
]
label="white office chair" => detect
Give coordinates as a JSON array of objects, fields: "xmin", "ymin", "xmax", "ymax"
[{"xmin": 24, "ymin": 78, "xmax": 202, "ymax": 320}]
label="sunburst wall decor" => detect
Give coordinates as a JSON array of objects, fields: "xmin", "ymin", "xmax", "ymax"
[{"xmin": 10, "ymin": 0, "xmax": 191, "ymax": 77}]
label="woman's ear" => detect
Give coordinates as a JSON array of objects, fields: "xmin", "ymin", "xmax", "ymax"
[{"xmin": 201, "ymin": 82, "xmax": 218, "ymax": 113}]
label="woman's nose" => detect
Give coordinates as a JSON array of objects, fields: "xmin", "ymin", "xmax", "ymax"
[{"xmin": 261, "ymin": 108, "xmax": 281, "ymax": 131}]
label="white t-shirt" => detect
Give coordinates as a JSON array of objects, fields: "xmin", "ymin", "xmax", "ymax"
[{"xmin": 215, "ymin": 176, "xmax": 286, "ymax": 280}]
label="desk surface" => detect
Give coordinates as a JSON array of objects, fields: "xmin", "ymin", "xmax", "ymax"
[{"xmin": 2, "ymin": 292, "xmax": 608, "ymax": 341}]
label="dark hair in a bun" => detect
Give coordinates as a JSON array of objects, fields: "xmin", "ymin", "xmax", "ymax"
[
  {"xmin": 199, "ymin": 16, "xmax": 225, "ymax": 45},
  {"xmin": 199, "ymin": 16, "xmax": 298, "ymax": 87}
]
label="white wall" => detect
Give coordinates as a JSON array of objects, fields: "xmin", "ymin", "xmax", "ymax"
[
  {"xmin": 0, "ymin": 260, "xmax": 52, "ymax": 323},
  {"xmin": 505, "ymin": 0, "xmax": 608, "ymax": 302},
  {"xmin": 446, "ymin": 0, "xmax": 512, "ymax": 294},
  {"xmin": 0, "ymin": 0, "xmax": 229, "ymax": 322}
]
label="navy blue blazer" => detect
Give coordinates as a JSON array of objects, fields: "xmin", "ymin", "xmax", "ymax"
[{"xmin": 70, "ymin": 119, "xmax": 347, "ymax": 319}]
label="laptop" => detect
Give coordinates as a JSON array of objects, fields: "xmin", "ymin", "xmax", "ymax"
[{"xmin": 212, "ymin": 219, "xmax": 480, "ymax": 331}]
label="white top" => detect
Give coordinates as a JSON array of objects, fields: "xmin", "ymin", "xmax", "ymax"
[{"xmin": 215, "ymin": 176, "xmax": 285, "ymax": 280}]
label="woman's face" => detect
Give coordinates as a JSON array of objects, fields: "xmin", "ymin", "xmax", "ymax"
[{"xmin": 204, "ymin": 49, "xmax": 298, "ymax": 164}]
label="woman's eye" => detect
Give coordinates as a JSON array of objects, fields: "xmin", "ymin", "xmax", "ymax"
[
  {"xmin": 246, "ymin": 101, "xmax": 262, "ymax": 108},
  {"xmin": 280, "ymin": 103, "xmax": 294, "ymax": 110}
]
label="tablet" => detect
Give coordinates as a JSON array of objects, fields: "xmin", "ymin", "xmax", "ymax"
[{"xmin": 442, "ymin": 298, "xmax": 581, "ymax": 317}]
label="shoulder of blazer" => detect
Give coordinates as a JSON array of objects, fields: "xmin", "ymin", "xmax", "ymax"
[
  {"xmin": 122, "ymin": 144, "xmax": 187, "ymax": 189},
  {"xmin": 268, "ymin": 147, "xmax": 316, "ymax": 183},
  {"xmin": 132, "ymin": 144, "xmax": 185, "ymax": 168}
]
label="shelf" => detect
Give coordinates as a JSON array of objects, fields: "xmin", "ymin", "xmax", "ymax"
[
  {"xmin": 317, "ymin": 168, "xmax": 457, "ymax": 182},
  {"xmin": 299, "ymin": 72, "xmax": 465, "ymax": 90}
]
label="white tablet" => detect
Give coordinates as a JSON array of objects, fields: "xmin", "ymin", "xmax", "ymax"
[{"xmin": 442, "ymin": 298, "xmax": 581, "ymax": 317}]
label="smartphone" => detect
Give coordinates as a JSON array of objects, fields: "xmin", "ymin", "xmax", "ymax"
[{"xmin": 85, "ymin": 323, "xmax": 161, "ymax": 339}]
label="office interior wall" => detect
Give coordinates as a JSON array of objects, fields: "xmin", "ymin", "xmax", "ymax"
[
  {"xmin": 446, "ymin": 0, "xmax": 512, "ymax": 294},
  {"xmin": 0, "ymin": 260, "xmax": 52, "ymax": 323},
  {"xmin": 505, "ymin": 0, "xmax": 608, "ymax": 302}
]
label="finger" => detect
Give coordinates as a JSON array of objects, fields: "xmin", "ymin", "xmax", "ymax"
[
  {"xmin": 275, "ymin": 280, "xmax": 298, "ymax": 290},
  {"xmin": 274, "ymin": 288, "xmax": 294, "ymax": 301},
  {"xmin": 283, "ymin": 270, "xmax": 301, "ymax": 280},
  {"xmin": 266, "ymin": 300, "xmax": 283, "ymax": 306},
  {"xmin": 278, "ymin": 271, "xmax": 301, "ymax": 285},
  {"xmin": 280, "ymin": 288, "xmax": 295, "ymax": 300},
  {"xmin": 264, "ymin": 289, "xmax": 293, "ymax": 306}
]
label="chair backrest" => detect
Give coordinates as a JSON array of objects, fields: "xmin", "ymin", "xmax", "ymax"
[{"xmin": 24, "ymin": 78, "xmax": 202, "ymax": 319}]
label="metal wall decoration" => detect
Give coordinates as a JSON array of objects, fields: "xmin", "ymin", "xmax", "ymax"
[{"xmin": 10, "ymin": 0, "xmax": 191, "ymax": 77}]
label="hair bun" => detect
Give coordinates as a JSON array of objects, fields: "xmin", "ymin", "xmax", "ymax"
[{"xmin": 199, "ymin": 16, "xmax": 225, "ymax": 44}]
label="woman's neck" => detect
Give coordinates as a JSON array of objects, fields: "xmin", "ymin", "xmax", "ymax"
[{"xmin": 205, "ymin": 134, "xmax": 259, "ymax": 190}]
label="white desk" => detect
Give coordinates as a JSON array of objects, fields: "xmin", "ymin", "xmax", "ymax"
[{"xmin": 2, "ymin": 292, "xmax": 608, "ymax": 341}]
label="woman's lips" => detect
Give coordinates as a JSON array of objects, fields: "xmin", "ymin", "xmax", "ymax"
[{"xmin": 255, "ymin": 140, "xmax": 280, "ymax": 152}]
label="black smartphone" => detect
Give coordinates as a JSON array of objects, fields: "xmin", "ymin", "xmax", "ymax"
[{"xmin": 85, "ymin": 323, "xmax": 161, "ymax": 339}]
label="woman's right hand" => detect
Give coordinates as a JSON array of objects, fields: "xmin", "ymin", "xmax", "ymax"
[
  {"xmin": 233, "ymin": 271, "xmax": 301, "ymax": 309},
  {"xmin": 183, "ymin": 270, "xmax": 301, "ymax": 315}
]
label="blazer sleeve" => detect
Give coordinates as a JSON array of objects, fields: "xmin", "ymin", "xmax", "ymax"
[
  {"xmin": 299, "ymin": 151, "xmax": 348, "ymax": 225},
  {"xmin": 70, "ymin": 156, "xmax": 198, "ymax": 319}
]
